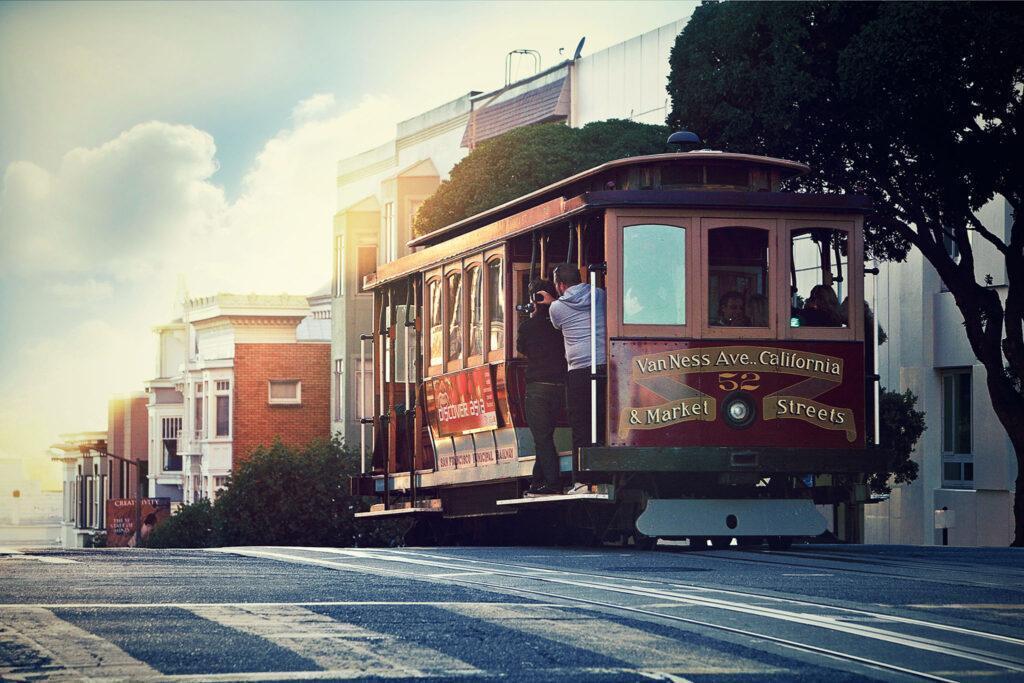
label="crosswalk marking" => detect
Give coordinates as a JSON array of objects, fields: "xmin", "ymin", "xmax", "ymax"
[
  {"xmin": 189, "ymin": 603, "xmax": 481, "ymax": 678},
  {"xmin": 0, "ymin": 607, "xmax": 161, "ymax": 680},
  {"xmin": 442, "ymin": 603, "xmax": 772, "ymax": 675}
]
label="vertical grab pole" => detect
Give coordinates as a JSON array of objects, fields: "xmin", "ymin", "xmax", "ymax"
[
  {"xmin": 360, "ymin": 335, "xmax": 366, "ymax": 474},
  {"xmin": 872, "ymin": 257, "xmax": 881, "ymax": 446},
  {"xmin": 590, "ymin": 267, "xmax": 597, "ymax": 446}
]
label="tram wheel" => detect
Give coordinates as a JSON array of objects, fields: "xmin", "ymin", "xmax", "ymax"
[
  {"xmin": 708, "ymin": 536, "xmax": 733, "ymax": 549},
  {"xmin": 767, "ymin": 536, "xmax": 793, "ymax": 551}
]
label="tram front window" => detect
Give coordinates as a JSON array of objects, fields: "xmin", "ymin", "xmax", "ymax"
[
  {"xmin": 790, "ymin": 228, "xmax": 848, "ymax": 328},
  {"xmin": 623, "ymin": 224, "xmax": 685, "ymax": 325},
  {"xmin": 708, "ymin": 227, "xmax": 770, "ymax": 328}
]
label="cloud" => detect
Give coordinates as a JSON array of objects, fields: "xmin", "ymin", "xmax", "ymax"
[
  {"xmin": 48, "ymin": 278, "xmax": 114, "ymax": 305},
  {"xmin": 0, "ymin": 92, "xmax": 399, "ymax": 460},
  {"xmin": 0, "ymin": 122, "xmax": 226, "ymax": 275}
]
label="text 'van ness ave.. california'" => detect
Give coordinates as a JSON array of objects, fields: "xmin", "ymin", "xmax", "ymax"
[{"xmin": 633, "ymin": 347, "xmax": 842, "ymax": 378}]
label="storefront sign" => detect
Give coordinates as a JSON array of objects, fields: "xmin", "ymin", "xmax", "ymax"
[{"xmin": 106, "ymin": 497, "xmax": 171, "ymax": 547}]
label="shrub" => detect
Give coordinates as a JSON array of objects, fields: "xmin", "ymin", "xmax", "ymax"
[
  {"xmin": 144, "ymin": 498, "xmax": 216, "ymax": 549},
  {"xmin": 213, "ymin": 438, "xmax": 364, "ymax": 547}
]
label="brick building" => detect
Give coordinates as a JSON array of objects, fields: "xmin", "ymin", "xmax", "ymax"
[{"xmin": 176, "ymin": 293, "xmax": 330, "ymax": 503}]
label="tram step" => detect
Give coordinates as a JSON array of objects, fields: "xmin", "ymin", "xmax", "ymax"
[{"xmin": 354, "ymin": 499, "xmax": 443, "ymax": 518}]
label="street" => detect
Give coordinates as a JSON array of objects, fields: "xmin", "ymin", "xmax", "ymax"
[{"xmin": 1, "ymin": 544, "xmax": 1023, "ymax": 682}]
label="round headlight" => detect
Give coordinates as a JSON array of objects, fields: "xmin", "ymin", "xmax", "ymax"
[
  {"xmin": 722, "ymin": 391, "xmax": 757, "ymax": 429},
  {"xmin": 728, "ymin": 400, "xmax": 749, "ymax": 422}
]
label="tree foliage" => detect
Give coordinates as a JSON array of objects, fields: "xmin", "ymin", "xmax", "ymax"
[
  {"xmin": 668, "ymin": 1, "xmax": 1024, "ymax": 544},
  {"xmin": 145, "ymin": 439, "xmax": 406, "ymax": 548},
  {"xmin": 872, "ymin": 389, "xmax": 924, "ymax": 495},
  {"xmin": 412, "ymin": 120, "xmax": 670, "ymax": 236}
]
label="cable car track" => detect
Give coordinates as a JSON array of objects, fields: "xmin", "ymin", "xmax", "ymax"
[{"xmin": 219, "ymin": 547, "xmax": 1024, "ymax": 681}]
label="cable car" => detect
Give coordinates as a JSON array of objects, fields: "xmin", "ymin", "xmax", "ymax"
[{"xmin": 351, "ymin": 137, "xmax": 882, "ymax": 548}]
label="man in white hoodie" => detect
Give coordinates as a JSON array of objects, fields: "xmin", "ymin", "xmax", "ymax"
[{"xmin": 540, "ymin": 263, "xmax": 607, "ymax": 453}]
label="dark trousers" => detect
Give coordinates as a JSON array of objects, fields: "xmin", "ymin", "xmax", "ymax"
[
  {"xmin": 566, "ymin": 366, "xmax": 607, "ymax": 451},
  {"xmin": 525, "ymin": 382, "xmax": 564, "ymax": 487}
]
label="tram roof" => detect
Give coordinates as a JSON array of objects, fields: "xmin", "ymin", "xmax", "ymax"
[
  {"xmin": 366, "ymin": 152, "xmax": 870, "ymax": 290},
  {"xmin": 408, "ymin": 152, "xmax": 809, "ymax": 249}
]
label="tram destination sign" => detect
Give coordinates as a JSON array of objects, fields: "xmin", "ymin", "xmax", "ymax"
[
  {"xmin": 611, "ymin": 341, "xmax": 862, "ymax": 446},
  {"xmin": 426, "ymin": 365, "xmax": 499, "ymax": 437}
]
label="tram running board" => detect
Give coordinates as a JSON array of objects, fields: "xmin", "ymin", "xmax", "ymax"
[
  {"xmin": 496, "ymin": 492, "xmax": 613, "ymax": 507},
  {"xmin": 354, "ymin": 500, "xmax": 443, "ymax": 518},
  {"xmin": 636, "ymin": 499, "xmax": 827, "ymax": 538}
]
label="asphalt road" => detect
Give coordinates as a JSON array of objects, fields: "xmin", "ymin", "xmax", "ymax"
[{"xmin": 1, "ymin": 543, "xmax": 1023, "ymax": 682}]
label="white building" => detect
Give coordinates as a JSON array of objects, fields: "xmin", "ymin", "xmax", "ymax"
[
  {"xmin": 330, "ymin": 19, "xmax": 687, "ymax": 448},
  {"xmin": 145, "ymin": 320, "xmax": 187, "ymax": 502},
  {"xmin": 865, "ymin": 198, "xmax": 1017, "ymax": 546},
  {"xmin": 49, "ymin": 431, "xmax": 108, "ymax": 548}
]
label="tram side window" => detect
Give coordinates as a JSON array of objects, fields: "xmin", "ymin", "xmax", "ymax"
[
  {"xmin": 468, "ymin": 265, "xmax": 483, "ymax": 357},
  {"xmin": 428, "ymin": 279, "xmax": 442, "ymax": 366},
  {"xmin": 446, "ymin": 271, "xmax": 463, "ymax": 362},
  {"xmin": 487, "ymin": 258, "xmax": 504, "ymax": 351},
  {"xmin": 708, "ymin": 227, "xmax": 770, "ymax": 327},
  {"xmin": 623, "ymin": 224, "xmax": 685, "ymax": 325},
  {"xmin": 790, "ymin": 228, "xmax": 848, "ymax": 328}
]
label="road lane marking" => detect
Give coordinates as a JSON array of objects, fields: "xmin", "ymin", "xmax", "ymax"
[
  {"xmin": 781, "ymin": 573, "xmax": 834, "ymax": 577},
  {"xmin": 443, "ymin": 602, "xmax": 772, "ymax": 676},
  {"xmin": 227, "ymin": 547, "xmax": 1024, "ymax": 671},
  {"xmin": 0, "ymin": 601, "xmax": 560, "ymax": 609},
  {"xmin": 0, "ymin": 606, "xmax": 161, "ymax": 679},
  {"xmin": 0, "ymin": 553, "xmax": 78, "ymax": 564},
  {"xmin": 189, "ymin": 603, "xmax": 480, "ymax": 677}
]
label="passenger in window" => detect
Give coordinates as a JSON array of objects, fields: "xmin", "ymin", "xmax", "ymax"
[
  {"xmin": 715, "ymin": 291, "xmax": 750, "ymax": 327},
  {"xmin": 799, "ymin": 285, "xmax": 842, "ymax": 327},
  {"xmin": 517, "ymin": 279, "xmax": 567, "ymax": 496},
  {"xmin": 748, "ymin": 294, "xmax": 769, "ymax": 327}
]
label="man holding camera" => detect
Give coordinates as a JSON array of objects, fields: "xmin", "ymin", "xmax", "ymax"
[
  {"xmin": 517, "ymin": 279, "xmax": 568, "ymax": 495},
  {"xmin": 538, "ymin": 263, "xmax": 607, "ymax": 455}
]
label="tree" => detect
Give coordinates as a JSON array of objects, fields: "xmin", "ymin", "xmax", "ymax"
[
  {"xmin": 412, "ymin": 120, "xmax": 670, "ymax": 236},
  {"xmin": 667, "ymin": 1, "xmax": 1024, "ymax": 545},
  {"xmin": 145, "ymin": 498, "xmax": 216, "ymax": 549}
]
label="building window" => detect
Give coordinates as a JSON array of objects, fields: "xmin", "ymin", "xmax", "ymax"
[
  {"xmin": 333, "ymin": 235, "xmax": 345, "ymax": 298},
  {"xmin": 216, "ymin": 396, "xmax": 230, "ymax": 436},
  {"xmin": 269, "ymin": 379, "xmax": 301, "ymax": 405},
  {"xmin": 162, "ymin": 417, "xmax": 182, "ymax": 471},
  {"xmin": 334, "ymin": 359, "xmax": 343, "ymax": 422},
  {"xmin": 195, "ymin": 383, "xmax": 204, "ymax": 439},
  {"xmin": 383, "ymin": 202, "xmax": 396, "ymax": 262},
  {"xmin": 941, "ymin": 369, "xmax": 974, "ymax": 488},
  {"xmin": 623, "ymin": 224, "xmax": 686, "ymax": 325},
  {"xmin": 357, "ymin": 245, "xmax": 377, "ymax": 293},
  {"xmin": 353, "ymin": 358, "xmax": 373, "ymax": 423},
  {"xmin": 216, "ymin": 380, "xmax": 230, "ymax": 392}
]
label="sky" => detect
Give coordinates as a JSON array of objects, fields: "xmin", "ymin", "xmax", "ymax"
[{"xmin": 0, "ymin": 0, "xmax": 696, "ymax": 480}]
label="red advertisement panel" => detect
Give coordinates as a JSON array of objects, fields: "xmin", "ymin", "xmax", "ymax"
[
  {"xmin": 106, "ymin": 497, "xmax": 171, "ymax": 547},
  {"xmin": 426, "ymin": 366, "xmax": 498, "ymax": 437}
]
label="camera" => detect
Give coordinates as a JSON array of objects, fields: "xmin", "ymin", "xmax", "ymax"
[{"xmin": 515, "ymin": 301, "xmax": 536, "ymax": 315}]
